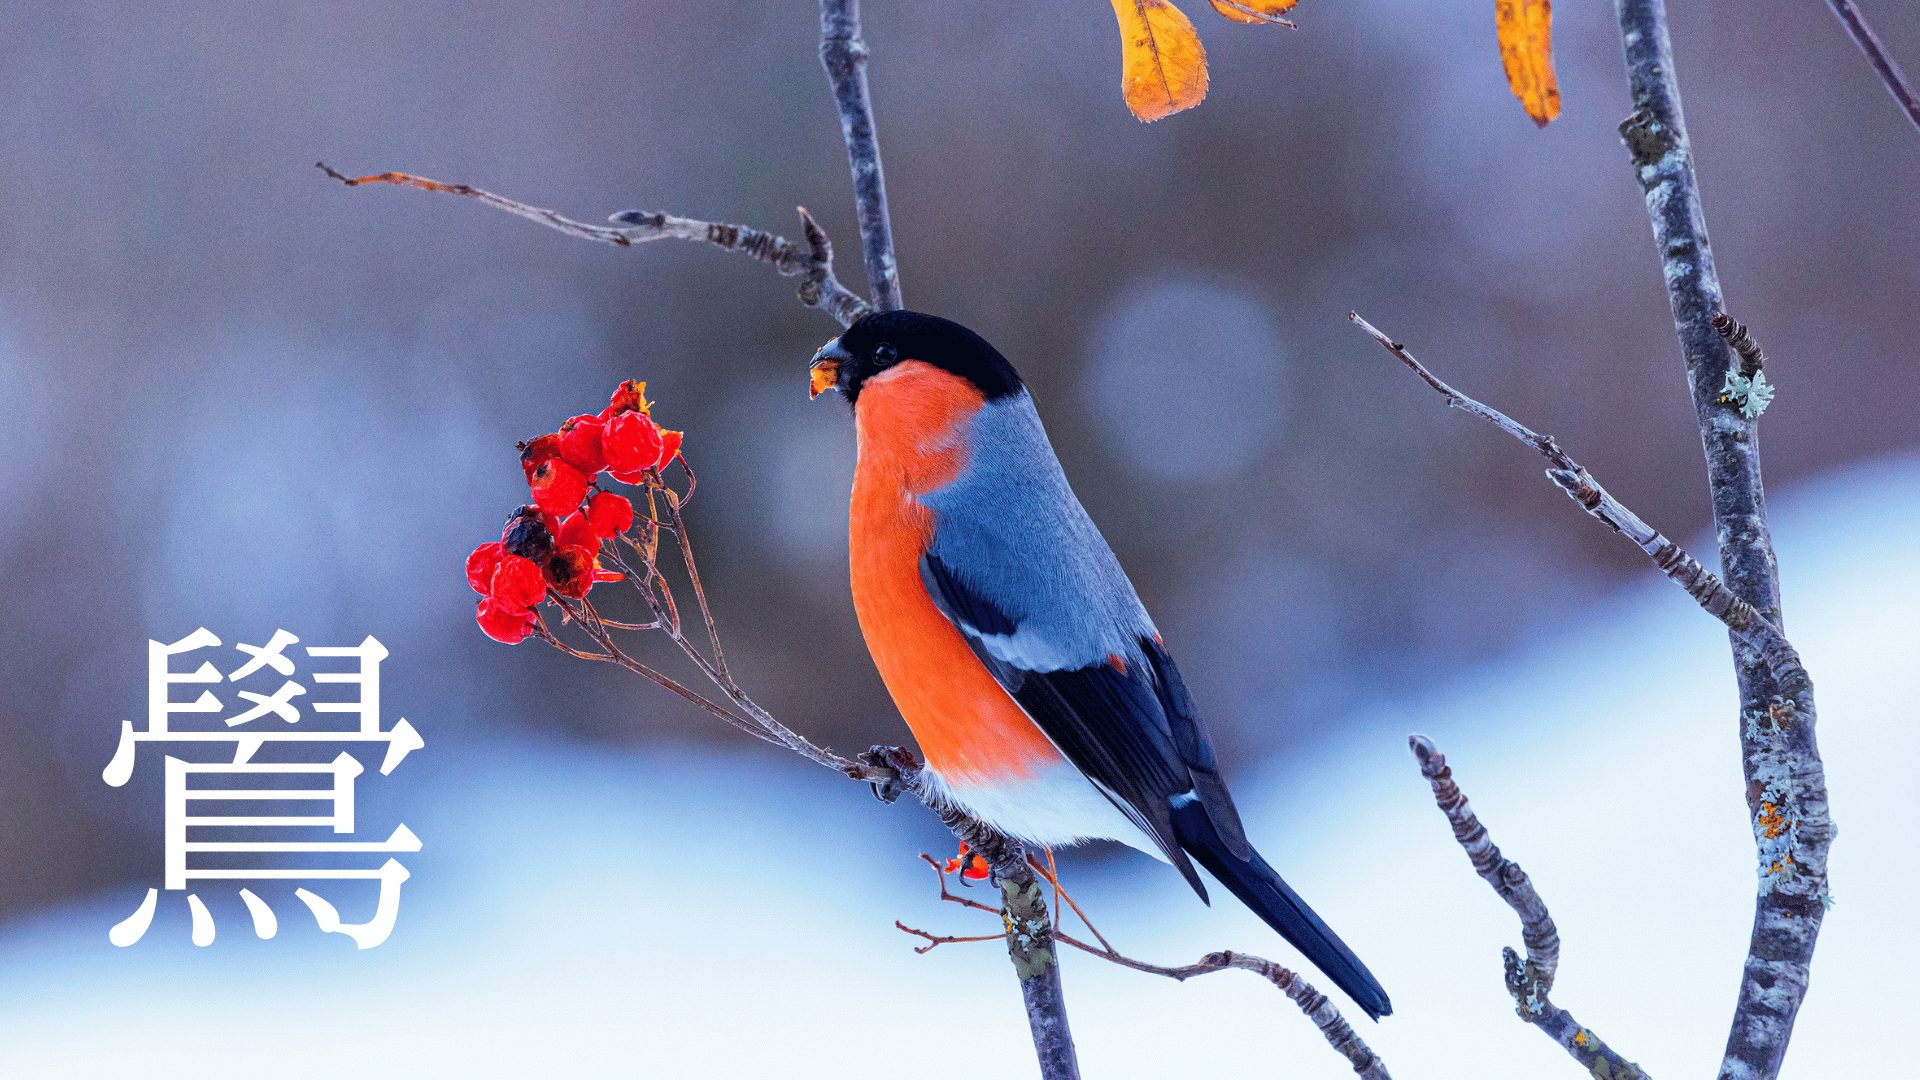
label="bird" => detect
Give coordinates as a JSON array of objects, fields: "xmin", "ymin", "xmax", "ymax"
[{"xmin": 808, "ymin": 309, "xmax": 1392, "ymax": 1020}]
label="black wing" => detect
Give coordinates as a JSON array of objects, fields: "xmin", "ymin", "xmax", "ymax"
[{"xmin": 920, "ymin": 552, "xmax": 1250, "ymax": 899}]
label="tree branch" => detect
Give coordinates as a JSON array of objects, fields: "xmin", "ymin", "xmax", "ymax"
[
  {"xmin": 1349, "ymin": 313, "xmax": 1815, "ymax": 720},
  {"xmin": 1352, "ymin": 311, "xmax": 1829, "ymax": 1078},
  {"xmin": 1408, "ymin": 736, "xmax": 1646, "ymax": 1079},
  {"xmin": 818, "ymin": 2, "xmax": 1069, "ymax": 1071},
  {"xmin": 898, "ymin": 754, "xmax": 1080, "ymax": 1079},
  {"xmin": 899, "ymin": 852, "xmax": 1389, "ymax": 1077},
  {"xmin": 1824, "ymin": 0, "xmax": 1920, "ymax": 136},
  {"xmin": 818, "ymin": 0, "xmax": 903, "ymax": 312},
  {"xmin": 1613, "ymin": 6, "xmax": 1833, "ymax": 1076},
  {"xmin": 314, "ymin": 163, "xmax": 871, "ymax": 328}
]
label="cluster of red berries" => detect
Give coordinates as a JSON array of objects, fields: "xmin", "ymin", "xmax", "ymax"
[
  {"xmin": 942, "ymin": 841, "xmax": 991, "ymax": 882},
  {"xmin": 467, "ymin": 380, "xmax": 683, "ymax": 644}
]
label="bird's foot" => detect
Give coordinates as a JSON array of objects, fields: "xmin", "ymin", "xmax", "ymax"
[{"xmin": 855, "ymin": 744, "xmax": 919, "ymax": 804}]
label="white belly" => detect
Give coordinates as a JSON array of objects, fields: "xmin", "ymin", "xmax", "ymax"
[{"xmin": 923, "ymin": 760, "xmax": 1169, "ymax": 862}]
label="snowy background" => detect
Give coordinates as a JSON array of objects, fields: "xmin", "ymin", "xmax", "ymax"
[
  {"xmin": 1, "ymin": 2, "xmax": 1916, "ymax": 1076},
  {"xmin": 3, "ymin": 458, "xmax": 1913, "ymax": 1077}
]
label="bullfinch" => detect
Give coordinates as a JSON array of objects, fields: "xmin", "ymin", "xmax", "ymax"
[{"xmin": 809, "ymin": 310, "xmax": 1392, "ymax": 1020}]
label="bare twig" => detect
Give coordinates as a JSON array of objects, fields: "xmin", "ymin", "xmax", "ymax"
[
  {"xmin": 1614, "ymin": 6, "xmax": 1833, "ymax": 1076},
  {"xmin": 918, "ymin": 853, "xmax": 1004, "ymax": 915},
  {"xmin": 1349, "ymin": 314, "xmax": 1815, "ymax": 711},
  {"xmin": 532, "ymin": 599, "xmax": 774, "ymax": 749},
  {"xmin": 1056, "ymin": 938, "xmax": 1390, "ymax": 1080},
  {"xmin": 593, "ymin": 482, "xmax": 862, "ymax": 777},
  {"xmin": 659, "ymin": 486, "xmax": 730, "ymax": 682},
  {"xmin": 896, "ymin": 923, "xmax": 1006, "ymax": 953},
  {"xmin": 314, "ymin": 163, "xmax": 871, "ymax": 327},
  {"xmin": 818, "ymin": 0, "xmax": 902, "ymax": 312},
  {"xmin": 1824, "ymin": 0, "xmax": 1920, "ymax": 136},
  {"xmin": 1409, "ymin": 736, "xmax": 1645, "ymax": 1079},
  {"xmin": 1026, "ymin": 854, "xmax": 1113, "ymax": 954}
]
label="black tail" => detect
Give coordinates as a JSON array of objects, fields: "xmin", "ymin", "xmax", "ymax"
[{"xmin": 1172, "ymin": 802, "xmax": 1392, "ymax": 1020}]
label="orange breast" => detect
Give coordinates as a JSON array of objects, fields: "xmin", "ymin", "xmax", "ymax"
[{"xmin": 849, "ymin": 362, "xmax": 1063, "ymax": 784}]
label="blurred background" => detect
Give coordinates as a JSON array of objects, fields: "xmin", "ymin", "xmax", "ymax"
[{"xmin": 0, "ymin": 1, "xmax": 1914, "ymax": 1076}]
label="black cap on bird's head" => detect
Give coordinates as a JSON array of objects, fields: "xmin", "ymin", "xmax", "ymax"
[{"xmin": 809, "ymin": 310, "xmax": 1023, "ymax": 406}]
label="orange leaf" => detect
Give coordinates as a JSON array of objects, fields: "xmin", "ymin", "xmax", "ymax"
[
  {"xmin": 1209, "ymin": 0, "xmax": 1297, "ymax": 27},
  {"xmin": 1495, "ymin": 0, "xmax": 1560, "ymax": 127},
  {"xmin": 1110, "ymin": 0, "xmax": 1209, "ymax": 123}
]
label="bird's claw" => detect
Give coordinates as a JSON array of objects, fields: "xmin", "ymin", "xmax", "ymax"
[{"xmin": 857, "ymin": 744, "xmax": 918, "ymax": 804}]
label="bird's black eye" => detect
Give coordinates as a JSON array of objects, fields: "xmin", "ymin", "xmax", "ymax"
[{"xmin": 873, "ymin": 342, "xmax": 898, "ymax": 367}]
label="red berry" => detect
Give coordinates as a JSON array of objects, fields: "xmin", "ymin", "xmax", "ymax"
[
  {"xmin": 558, "ymin": 414, "xmax": 607, "ymax": 476},
  {"xmin": 519, "ymin": 432, "xmax": 563, "ymax": 483},
  {"xmin": 606, "ymin": 379, "xmax": 651, "ymax": 418},
  {"xmin": 556, "ymin": 512, "xmax": 599, "ymax": 552},
  {"xmin": 544, "ymin": 544, "xmax": 596, "ymax": 599},
  {"xmin": 489, "ymin": 554, "xmax": 548, "ymax": 610},
  {"xmin": 528, "ymin": 459, "xmax": 590, "ymax": 518},
  {"xmin": 654, "ymin": 429, "xmax": 684, "ymax": 471},
  {"xmin": 585, "ymin": 491, "xmax": 634, "ymax": 538},
  {"xmin": 466, "ymin": 541, "xmax": 506, "ymax": 595},
  {"xmin": 604, "ymin": 411, "xmax": 664, "ymax": 479},
  {"xmin": 475, "ymin": 597, "xmax": 537, "ymax": 644}
]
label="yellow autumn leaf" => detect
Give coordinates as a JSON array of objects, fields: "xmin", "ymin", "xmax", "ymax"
[
  {"xmin": 1495, "ymin": 0, "xmax": 1560, "ymax": 126},
  {"xmin": 1209, "ymin": 0, "xmax": 1298, "ymax": 26},
  {"xmin": 1110, "ymin": 0, "xmax": 1209, "ymax": 123}
]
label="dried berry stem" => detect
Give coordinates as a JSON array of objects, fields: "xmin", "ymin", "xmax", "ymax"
[
  {"xmin": 534, "ymin": 600, "xmax": 772, "ymax": 749},
  {"xmin": 586, "ymin": 479, "xmax": 860, "ymax": 776},
  {"xmin": 659, "ymin": 484, "xmax": 730, "ymax": 682}
]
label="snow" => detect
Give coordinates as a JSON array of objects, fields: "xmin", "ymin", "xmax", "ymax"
[{"xmin": 1, "ymin": 454, "xmax": 1914, "ymax": 1078}]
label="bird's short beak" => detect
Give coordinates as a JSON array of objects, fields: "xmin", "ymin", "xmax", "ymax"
[{"xmin": 809, "ymin": 338, "xmax": 850, "ymax": 399}]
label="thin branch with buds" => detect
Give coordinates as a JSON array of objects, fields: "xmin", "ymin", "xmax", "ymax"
[
  {"xmin": 1348, "ymin": 313, "xmax": 1814, "ymax": 710},
  {"xmin": 1409, "ymin": 736, "xmax": 1645, "ymax": 1079},
  {"xmin": 314, "ymin": 163, "xmax": 871, "ymax": 328}
]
